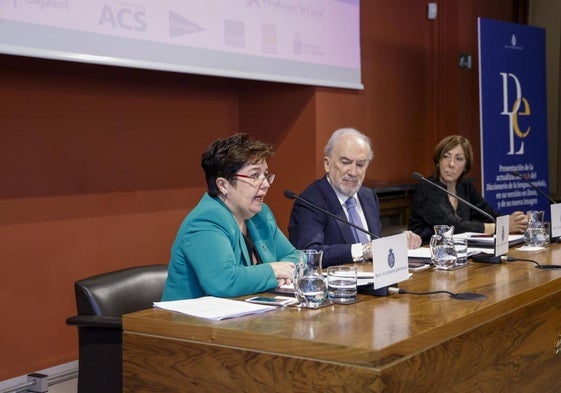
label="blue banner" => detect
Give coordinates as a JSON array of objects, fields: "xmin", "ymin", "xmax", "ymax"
[{"xmin": 478, "ymin": 18, "xmax": 550, "ymax": 218}]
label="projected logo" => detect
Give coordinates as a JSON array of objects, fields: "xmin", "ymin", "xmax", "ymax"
[
  {"xmin": 169, "ymin": 10, "xmax": 205, "ymax": 37},
  {"xmin": 11, "ymin": 0, "xmax": 68, "ymax": 10},
  {"xmin": 99, "ymin": 4, "xmax": 146, "ymax": 32},
  {"xmin": 500, "ymin": 72, "xmax": 531, "ymax": 156},
  {"xmin": 225, "ymin": 19, "xmax": 245, "ymax": 48},
  {"xmin": 293, "ymin": 33, "xmax": 324, "ymax": 57},
  {"xmin": 261, "ymin": 23, "xmax": 277, "ymax": 54},
  {"xmin": 293, "ymin": 33, "xmax": 302, "ymax": 55}
]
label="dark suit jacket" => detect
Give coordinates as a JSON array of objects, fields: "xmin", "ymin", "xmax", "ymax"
[{"xmin": 288, "ymin": 176, "xmax": 382, "ymax": 267}]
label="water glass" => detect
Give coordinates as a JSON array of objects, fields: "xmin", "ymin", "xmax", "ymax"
[
  {"xmin": 453, "ymin": 238, "xmax": 468, "ymax": 266},
  {"xmin": 524, "ymin": 210, "xmax": 546, "ymax": 247},
  {"xmin": 431, "ymin": 246, "xmax": 458, "ymax": 269},
  {"xmin": 544, "ymin": 221, "xmax": 551, "ymax": 245},
  {"xmin": 327, "ymin": 265, "xmax": 357, "ymax": 303},
  {"xmin": 524, "ymin": 227, "xmax": 547, "ymax": 248}
]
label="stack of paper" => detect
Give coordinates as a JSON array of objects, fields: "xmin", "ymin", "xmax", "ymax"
[
  {"xmin": 407, "ymin": 245, "xmax": 493, "ymax": 259},
  {"xmin": 153, "ymin": 296, "xmax": 276, "ymax": 320}
]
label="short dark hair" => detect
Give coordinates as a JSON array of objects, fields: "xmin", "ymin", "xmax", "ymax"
[
  {"xmin": 433, "ymin": 135, "xmax": 473, "ymax": 179},
  {"xmin": 201, "ymin": 133, "xmax": 274, "ymax": 197}
]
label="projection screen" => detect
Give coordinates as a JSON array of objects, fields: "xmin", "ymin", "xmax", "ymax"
[{"xmin": 0, "ymin": 0, "xmax": 362, "ymax": 89}]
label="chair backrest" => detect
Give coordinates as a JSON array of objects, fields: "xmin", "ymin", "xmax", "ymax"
[{"xmin": 74, "ymin": 264, "xmax": 168, "ymax": 317}]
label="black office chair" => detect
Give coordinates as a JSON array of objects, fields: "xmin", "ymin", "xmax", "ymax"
[{"xmin": 66, "ymin": 264, "xmax": 168, "ymax": 393}]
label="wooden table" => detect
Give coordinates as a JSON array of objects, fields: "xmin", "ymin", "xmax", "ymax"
[{"xmin": 123, "ymin": 244, "xmax": 561, "ymax": 392}]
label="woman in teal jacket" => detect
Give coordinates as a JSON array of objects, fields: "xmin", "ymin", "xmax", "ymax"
[{"xmin": 162, "ymin": 134, "xmax": 299, "ymax": 301}]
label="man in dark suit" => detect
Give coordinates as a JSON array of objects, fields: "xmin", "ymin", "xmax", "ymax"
[{"xmin": 288, "ymin": 128, "xmax": 421, "ymax": 267}]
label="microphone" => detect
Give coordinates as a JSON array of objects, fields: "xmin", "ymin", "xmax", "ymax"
[
  {"xmin": 283, "ymin": 190, "xmax": 379, "ymax": 239},
  {"xmin": 412, "ymin": 172, "xmax": 495, "ymax": 223},
  {"xmin": 412, "ymin": 172, "xmax": 504, "ymax": 264},
  {"xmin": 510, "ymin": 171, "xmax": 557, "ymax": 204},
  {"xmin": 285, "ymin": 190, "xmax": 392, "ymax": 297},
  {"xmin": 510, "ymin": 171, "xmax": 561, "ymax": 244},
  {"xmin": 388, "ymin": 286, "xmax": 488, "ymax": 300}
]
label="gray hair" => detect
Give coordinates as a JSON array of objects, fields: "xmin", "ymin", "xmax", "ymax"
[{"xmin": 324, "ymin": 127, "xmax": 374, "ymax": 160}]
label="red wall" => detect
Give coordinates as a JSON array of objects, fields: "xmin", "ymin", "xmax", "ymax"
[{"xmin": 0, "ymin": 0, "xmax": 518, "ymax": 380}]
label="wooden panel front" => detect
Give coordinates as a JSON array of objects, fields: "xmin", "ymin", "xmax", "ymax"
[
  {"xmin": 123, "ymin": 334, "xmax": 381, "ymax": 393},
  {"xmin": 381, "ymin": 289, "xmax": 561, "ymax": 392},
  {"xmin": 123, "ymin": 244, "xmax": 561, "ymax": 392}
]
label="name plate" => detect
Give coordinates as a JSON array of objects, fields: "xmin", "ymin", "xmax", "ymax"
[
  {"xmin": 371, "ymin": 232, "xmax": 409, "ymax": 289},
  {"xmin": 552, "ymin": 203, "xmax": 561, "ymax": 238},
  {"xmin": 495, "ymin": 215, "xmax": 510, "ymax": 256}
]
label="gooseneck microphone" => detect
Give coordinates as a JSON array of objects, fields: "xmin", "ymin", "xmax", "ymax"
[
  {"xmin": 412, "ymin": 172, "xmax": 496, "ymax": 223},
  {"xmin": 388, "ymin": 286, "xmax": 488, "ymax": 300},
  {"xmin": 412, "ymin": 171, "xmax": 504, "ymax": 264},
  {"xmin": 510, "ymin": 171, "xmax": 557, "ymax": 204},
  {"xmin": 283, "ymin": 190, "xmax": 379, "ymax": 239},
  {"xmin": 510, "ymin": 171, "xmax": 561, "ymax": 244},
  {"xmin": 285, "ymin": 190, "xmax": 393, "ymax": 296}
]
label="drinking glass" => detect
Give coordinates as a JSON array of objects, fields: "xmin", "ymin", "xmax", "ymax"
[
  {"xmin": 327, "ymin": 265, "xmax": 357, "ymax": 303},
  {"xmin": 524, "ymin": 210, "xmax": 546, "ymax": 247},
  {"xmin": 453, "ymin": 238, "xmax": 468, "ymax": 266},
  {"xmin": 544, "ymin": 221, "xmax": 551, "ymax": 245}
]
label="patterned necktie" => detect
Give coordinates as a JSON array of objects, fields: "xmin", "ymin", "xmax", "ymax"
[{"xmin": 345, "ymin": 197, "xmax": 369, "ymax": 244}]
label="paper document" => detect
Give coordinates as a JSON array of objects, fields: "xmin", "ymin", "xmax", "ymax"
[
  {"xmin": 408, "ymin": 247, "xmax": 432, "ymax": 259},
  {"xmin": 153, "ymin": 296, "xmax": 275, "ymax": 320},
  {"xmin": 455, "ymin": 232, "xmax": 524, "ymax": 248},
  {"xmin": 408, "ymin": 246, "xmax": 485, "ymax": 259}
]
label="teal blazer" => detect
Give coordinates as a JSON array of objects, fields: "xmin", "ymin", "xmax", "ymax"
[{"xmin": 161, "ymin": 193, "xmax": 299, "ymax": 300}]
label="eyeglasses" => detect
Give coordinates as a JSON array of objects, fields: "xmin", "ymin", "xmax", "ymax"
[{"xmin": 232, "ymin": 172, "xmax": 275, "ymax": 186}]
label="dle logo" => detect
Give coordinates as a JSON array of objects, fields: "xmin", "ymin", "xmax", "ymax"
[
  {"xmin": 99, "ymin": 4, "xmax": 146, "ymax": 32},
  {"xmin": 500, "ymin": 72, "xmax": 531, "ymax": 155}
]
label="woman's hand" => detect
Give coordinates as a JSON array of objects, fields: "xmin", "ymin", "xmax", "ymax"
[
  {"xmin": 270, "ymin": 262, "xmax": 295, "ymax": 287},
  {"xmin": 509, "ymin": 211, "xmax": 528, "ymax": 233}
]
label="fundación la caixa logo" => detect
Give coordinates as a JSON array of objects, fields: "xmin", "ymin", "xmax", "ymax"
[{"xmin": 500, "ymin": 33, "xmax": 531, "ymax": 157}]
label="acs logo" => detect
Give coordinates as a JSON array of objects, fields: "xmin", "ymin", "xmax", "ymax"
[{"xmin": 99, "ymin": 4, "xmax": 146, "ymax": 32}]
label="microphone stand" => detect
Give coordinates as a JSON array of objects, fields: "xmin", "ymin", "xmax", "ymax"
[
  {"xmin": 412, "ymin": 172, "xmax": 496, "ymax": 223},
  {"xmin": 412, "ymin": 172, "xmax": 561, "ymax": 265},
  {"xmin": 510, "ymin": 171, "xmax": 561, "ymax": 244},
  {"xmin": 412, "ymin": 172, "xmax": 506, "ymax": 263},
  {"xmin": 283, "ymin": 190, "xmax": 379, "ymax": 239},
  {"xmin": 510, "ymin": 171, "xmax": 557, "ymax": 204},
  {"xmin": 284, "ymin": 190, "xmax": 393, "ymax": 296}
]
